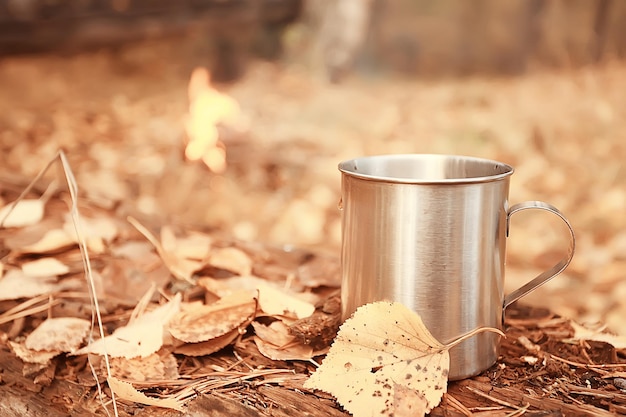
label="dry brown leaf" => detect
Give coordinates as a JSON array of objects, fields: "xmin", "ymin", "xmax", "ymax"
[
  {"xmin": 106, "ymin": 351, "xmax": 180, "ymax": 382},
  {"xmin": 0, "ymin": 269, "xmax": 67, "ymax": 300},
  {"xmin": 26, "ymin": 317, "xmax": 90, "ymax": 353},
  {"xmin": 568, "ymin": 321, "xmax": 626, "ymax": 349},
  {"xmin": 9, "ymin": 341, "xmax": 59, "ymax": 365},
  {"xmin": 173, "ymin": 329, "xmax": 241, "ymax": 356},
  {"xmin": 160, "ymin": 227, "xmax": 212, "ymax": 261},
  {"xmin": 74, "ymin": 293, "xmax": 181, "ymax": 358},
  {"xmin": 167, "ymin": 290, "xmax": 256, "ymax": 343},
  {"xmin": 63, "ymin": 215, "xmax": 119, "ymax": 253},
  {"xmin": 128, "ymin": 217, "xmax": 200, "ymax": 283},
  {"xmin": 207, "ymin": 247, "xmax": 253, "ymax": 276},
  {"xmin": 107, "ymin": 376, "xmax": 185, "ymax": 412},
  {"xmin": 198, "ymin": 277, "xmax": 315, "ymax": 319},
  {"xmin": 304, "ymin": 301, "xmax": 502, "ymax": 417},
  {"xmin": 0, "ymin": 199, "xmax": 45, "ymax": 228},
  {"xmin": 256, "ymin": 282, "xmax": 315, "ymax": 319},
  {"xmin": 19, "ymin": 228, "xmax": 76, "ymax": 254},
  {"xmin": 252, "ymin": 321, "xmax": 325, "ymax": 361},
  {"xmin": 21, "ymin": 258, "xmax": 70, "ymax": 278}
]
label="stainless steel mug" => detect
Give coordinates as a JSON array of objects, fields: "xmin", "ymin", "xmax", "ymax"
[{"xmin": 339, "ymin": 154, "xmax": 575, "ymax": 380}]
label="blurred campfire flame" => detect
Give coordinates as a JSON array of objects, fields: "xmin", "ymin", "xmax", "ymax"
[{"xmin": 184, "ymin": 68, "xmax": 240, "ymax": 173}]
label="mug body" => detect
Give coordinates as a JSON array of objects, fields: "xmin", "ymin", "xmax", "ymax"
[{"xmin": 339, "ymin": 154, "xmax": 514, "ymax": 380}]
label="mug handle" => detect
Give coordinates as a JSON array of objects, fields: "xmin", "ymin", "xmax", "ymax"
[{"xmin": 503, "ymin": 201, "xmax": 576, "ymax": 310}]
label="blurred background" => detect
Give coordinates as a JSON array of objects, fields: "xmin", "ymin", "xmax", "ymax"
[{"xmin": 0, "ymin": 0, "xmax": 625, "ymax": 331}]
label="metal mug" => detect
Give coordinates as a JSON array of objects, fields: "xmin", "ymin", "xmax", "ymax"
[{"xmin": 339, "ymin": 154, "xmax": 575, "ymax": 380}]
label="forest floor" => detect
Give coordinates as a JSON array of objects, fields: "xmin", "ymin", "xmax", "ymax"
[{"xmin": 3, "ymin": 34, "xmax": 624, "ymax": 331}]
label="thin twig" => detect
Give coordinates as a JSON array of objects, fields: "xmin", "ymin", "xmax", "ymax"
[
  {"xmin": 0, "ymin": 153, "xmax": 58, "ymax": 228},
  {"xmin": 0, "ymin": 299, "xmax": 61, "ymax": 325},
  {"xmin": 549, "ymin": 353, "xmax": 626, "ymax": 369},
  {"xmin": 466, "ymin": 386, "xmax": 527, "ymax": 411},
  {"xmin": 59, "ymin": 151, "xmax": 118, "ymax": 417},
  {"xmin": 444, "ymin": 392, "xmax": 474, "ymax": 416},
  {"xmin": 505, "ymin": 404, "xmax": 529, "ymax": 417}
]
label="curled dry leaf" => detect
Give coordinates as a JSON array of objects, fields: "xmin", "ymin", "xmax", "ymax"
[
  {"xmin": 75, "ymin": 293, "xmax": 181, "ymax": 358},
  {"xmin": 304, "ymin": 301, "xmax": 503, "ymax": 417},
  {"xmin": 167, "ymin": 290, "xmax": 256, "ymax": 343},
  {"xmin": 173, "ymin": 329, "xmax": 241, "ymax": 356},
  {"xmin": 26, "ymin": 317, "xmax": 90, "ymax": 353},
  {"xmin": 252, "ymin": 320, "xmax": 326, "ymax": 361},
  {"xmin": 199, "ymin": 277, "xmax": 315, "ymax": 319},
  {"xmin": 0, "ymin": 199, "xmax": 45, "ymax": 228},
  {"xmin": 108, "ymin": 376, "xmax": 185, "ymax": 412}
]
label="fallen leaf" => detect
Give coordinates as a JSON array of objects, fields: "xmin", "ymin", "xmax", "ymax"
[
  {"xmin": 26, "ymin": 317, "xmax": 90, "ymax": 353},
  {"xmin": 0, "ymin": 199, "xmax": 45, "ymax": 228},
  {"xmin": 568, "ymin": 321, "xmax": 626, "ymax": 349},
  {"xmin": 75, "ymin": 294, "xmax": 181, "ymax": 358},
  {"xmin": 108, "ymin": 375, "xmax": 185, "ymax": 412},
  {"xmin": 393, "ymin": 384, "xmax": 427, "ymax": 417},
  {"xmin": 173, "ymin": 329, "xmax": 241, "ymax": 356},
  {"xmin": 257, "ymin": 282, "xmax": 315, "ymax": 319},
  {"xmin": 19, "ymin": 228, "xmax": 76, "ymax": 254},
  {"xmin": 199, "ymin": 277, "xmax": 315, "ymax": 319},
  {"xmin": 21, "ymin": 258, "xmax": 70, "ymax": 278},
  {"xmin": 167, "ymin": 290, "xmax": 256, "ymax": 343},
  {"xmin": 128, "ymin": 217, "xmax": 200, "ymax": 283},
  {"xmin": 0, "ymin": 269, "xmax": 66, "ymax": 300},
  {"xmin": 106, "ymin": 351, "xmax": 180, "ymax": 382},
  {"xmin": 207, "ymin": 247, "xmax": 253, "ymax": 276},
  {"xmin": 161, "ymin": 227, "xmax": 212, "ymax": 261},
  {"xmin": 63, "ymin": 215, "xmax": 119, "ymax": 253},
  {"xmin": 252, "ymin": 321, "xmax": 325, "ymax": 361},
  {"xmin": 9, "ymin": 341, "xmax": 58, "ymax": 365},
  {"xmin": 304, "ymin": 301, "xmax": 502, "ymax": 417}
]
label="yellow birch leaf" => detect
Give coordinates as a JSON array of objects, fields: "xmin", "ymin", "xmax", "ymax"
[
  {"xmin": 304, "ymin": 301, "xmax": 502, "ymax": 417},
  {"xmin": 107, "ymin": 376, "xmax": 185, "ymax": 412}
]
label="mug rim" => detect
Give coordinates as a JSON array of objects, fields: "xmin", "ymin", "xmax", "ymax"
[{"xmin": 338, "ymin": 153, "xmax": 514, "ymax": 184}]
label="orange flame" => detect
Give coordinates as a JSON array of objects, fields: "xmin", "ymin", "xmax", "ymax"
[{"xmin": 184, "ymin": 68, "xmax": 240, "ymax": 173}]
